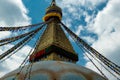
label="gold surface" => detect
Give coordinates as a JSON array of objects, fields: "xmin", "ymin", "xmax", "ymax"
[
  {"xmin": 33, "ymin": 19, "xmax": 77, "ymax": 62},
  {"xmin": 36, "ymin": 20, "xmax": 75, "ymax": 54},
  {"xmin": 43, "ymin": 12, "xmax": 62, "ymax": 21}
]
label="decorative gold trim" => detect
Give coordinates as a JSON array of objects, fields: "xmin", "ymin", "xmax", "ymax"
[{"xmin": 43, "ymin": 12, "xmax": 62, "ymax": 21}]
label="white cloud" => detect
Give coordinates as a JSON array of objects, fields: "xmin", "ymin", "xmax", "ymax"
[
  {"xmin": 0, "ymin": 0, "xmax": 32, "ymax": 77},
  {"xmin": 85, "ymin": 0, "xmax": 120, "ymax": 79},
  {"xmin": 63, "ymin": 18, "xmax": 72, "ymax": 28},
  {"xmin": 59, "ymin": 0, "xmax": 120, "ymax": 79},
  {"xmin": 90, "ymin": 0, "xmax": 120, "ymax": 36},
  {"xmin": 0, "ymin": 31, "xmax": 11, "ymax": 39},
  {"xmin": 82, "ymin": 36, "xmax": 96, "ymax": 44},
  {"xmin": 75, "ymin": 25, "xmax": 84, "ymax": 36},
  {"xmin": 58, "ymin": 0, "xmax": 106, "ymax": 8},
  {"xmin": 87, "ymin": 0, "xmax": 107, "ymax": 8},
  {"xmin": 0, "ymin": 0, "xmax": 31, "ymax": 48},
  {"xmin": 0, "ymin": 45, "xmax": 33, "ymax": 77},
  {"xmin": 90, "ymin": 0, "xmax": 120, "ymax": 65},
  {"xmin": 0, "ymin": 0, "xmax": 31, "ymax": 27},
  {"xmin": 58, "ymin": 0, "xmax": 107, "ymax": 39}
]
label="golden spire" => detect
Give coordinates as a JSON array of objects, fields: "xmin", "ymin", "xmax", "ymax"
[
  {"xmin": 51, "ymin": 0, "xmax": 56, "ymax": 6},
  {"xmin": 30, "ymin": 0, "xmax": 78, "ymax": 63},
  {"xmin": 43, "ymin": 0, "xmax": 62, "ymax": 21}
]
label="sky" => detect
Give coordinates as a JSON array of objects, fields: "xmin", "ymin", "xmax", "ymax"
[{"xmin": 0, "ymin": 0, "xmax": 120, "ymax": 80}]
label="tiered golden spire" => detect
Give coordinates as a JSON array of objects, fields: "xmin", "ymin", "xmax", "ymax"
[
  {"xmin": 30, "ymin": 0, "xmax": 78, "ymax": 63},
  {"xmin": 51, "ymin": 0, "xmax": 56, "ymax": 6},
  {"xmin": 43, "ymin": 0, "xmax": 62, "ymax": 21}
]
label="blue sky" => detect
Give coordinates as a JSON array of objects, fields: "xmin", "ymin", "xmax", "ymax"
[
  {"xmin": 23, "ymin": 0, "xmax": 49, "ymax": 23},
  {"xmin": 0, "ymin": 0, "xmax": 120, "ymax": 80}
]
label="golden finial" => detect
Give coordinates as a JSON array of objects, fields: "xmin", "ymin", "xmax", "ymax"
[{"xmin": 51, "ymin": 0, "xmax": 56, "ymax": 6}]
